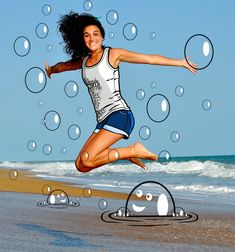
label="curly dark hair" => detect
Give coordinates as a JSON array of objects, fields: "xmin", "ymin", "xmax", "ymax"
[{"xmin": 58, "ymin": 12, "xmax": 105, "ymax": 60}]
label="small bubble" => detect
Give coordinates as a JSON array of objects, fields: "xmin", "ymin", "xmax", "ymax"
[
  {"xmin": 159, "ymin": 150, "xmax": 171, "ymax": 165},
  {"xmin": 9, "ymin": 170, "xmax": 18, "ymax": 180},
  {"xmin": 202, "ymin": 99, "xmax": 212, "ymax": 111},
  {"xmin": 25, "ymin": 67, "xmax": 47, "ymax": 93},
  {"xmin": 43, "ymin": 144, "xmax": 52, "ymax": 155},
  {"xmin": 98, "ymin": 199, "xmax": 108, "ymax": 210},
  {"xmin": 170, "ymin": 131, "xmax": 180, "ymax": 143},
  {"xmin": 175, "ymin": 86, "xmax": 184, "ymax": 97},
  {"xmin": 61, "ymin": 147, "xmax": 67, "ymax": 154},
  {"xmin": 136, "ymin": 89, "xmax": 145, "ymax": 100},
  {"xmin": 106, "ymin": 10, "xmax": 119, "ymax": 25},
  {"xmin": 77, "ymin": 107, "xmax": 84, "ymax": 115},
  {"xmin": 27, "ymin": 140, "xmax": 37, "ymax": 151},
  {"xmin": 151, "ymin": 82, "xmax": 157, "ymax": 89},
  {"xmin": 42, "ymin": 185, "xmax": 52, "ymax": 195},
  {"xmin": 35, "ymin": 23, "xmax": 49, "ymax": 39},
  {"xmin": 150, "ymin": 32, "xmax": 156, "ymax": 39},
  {"xmin": 46, "ymin": 44, "xmax": 52, "ymax": 52},
  {"xmin": 83, "ymin": 0, "xmax": 93, "ymax": 11},
  {"xmin": 13, "ymin": 36, "xmax": 31, "ymax": 57},
  {"xmin": 83, "ymin": 187, "xmax": 92, "ymax": 198},
  {"xmin": 108, "ymin": 32, "xmax": 115, "ymax": 39},
  {"xmin": 68, "ymin": 124, "xmax": 81, "ymax": 140},
  {"xmin": 64, "ymin": 81, "xmax": 79, "ymax": 98},
  {"xmin": 37, "ymin": 100, "xmax": 44, "ymax": 107},
  {"xmin": 42, "ymin": 4, "xmax": 52, "ymax": 15},
  {"xmin": 139, "ymin": 126, "xmax": 151, "ymax": 140},
  {"xmin": 108, "ymin": 150, "xmax": 120, "ymax": 162},
  {"xmin": 123, "ymin": 23, "xmax": 138, "ymax": 41},
  {"xmin": 43, "ymin": 110, "xmax": 61, "ymax": 131}
]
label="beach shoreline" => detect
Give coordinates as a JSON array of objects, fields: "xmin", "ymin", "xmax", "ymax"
[{"xmin": 0, "ymin": 167, "xmax": 235, "ymax": 251}]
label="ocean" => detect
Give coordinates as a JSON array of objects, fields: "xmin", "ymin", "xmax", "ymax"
[{"xmin": 1, "ymin": 155, "xmax": 235, "ymax": 205}]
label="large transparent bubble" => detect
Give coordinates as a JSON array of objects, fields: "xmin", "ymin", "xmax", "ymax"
[
  {"xmin": 106, "ymin": 10, "xmax": 119, "ymax": 25},
  {"xmin": 13, "ymin": 36, "xmax": 31, "ymax": 57},
  {"xmin": 146, "ymin": 94, "xmax": 170, "ymax": 123},
  {"xmin": 184, "ymin": 34, "xmax": 214, "ymax": 70},
  {"xmin": 123, "ymin": 23, "xmax": 138, "ymax": 41},
  {"xmin": 35, "ymin": 23, "xmax": 49, "ymax": 39},
  {"xmin": 25, "ymin": 67, "xmax": 47, "ymax": 93},
  {"xmin": 43, "ymin": 110, "xmax": 61, "ymax": 131}
]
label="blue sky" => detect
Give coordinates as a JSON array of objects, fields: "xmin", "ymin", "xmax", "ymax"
[{"xmin": 1, "ymin": 0, "xmax": 235, "ymax": 162}]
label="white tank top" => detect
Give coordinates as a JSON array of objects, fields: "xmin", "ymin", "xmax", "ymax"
[{"xmin": 82, "ymin": 47, "xmax": 130, "ymax": 122}]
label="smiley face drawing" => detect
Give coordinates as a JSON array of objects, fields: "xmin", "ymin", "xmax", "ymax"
[{"xmin": 125, "ymin": 181, "xmax": 176, "ymax": 216}]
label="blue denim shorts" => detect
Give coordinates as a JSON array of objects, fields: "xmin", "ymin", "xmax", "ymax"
[{"xmin": 94, "ymin": 110, "xmax": 135, "ymax": 139}]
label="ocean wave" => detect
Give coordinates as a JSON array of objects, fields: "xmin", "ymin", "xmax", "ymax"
[{"xmin": 1, "ymin": 159, "xmax": 235, "ymax": 179}]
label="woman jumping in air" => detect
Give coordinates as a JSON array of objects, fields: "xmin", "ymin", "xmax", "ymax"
[{"xmin": 45, "ymin": 12, "xmax": 196, "ymax": 173}]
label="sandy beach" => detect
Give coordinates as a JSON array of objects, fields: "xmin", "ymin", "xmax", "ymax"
[{"xmin": 0, "ymin": 168, "xmax": 235, "ymax": 252}]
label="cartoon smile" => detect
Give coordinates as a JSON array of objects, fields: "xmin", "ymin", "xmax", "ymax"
[{"xmin": 132, "ymin": 203, "xmax": 146, "ymax": 213}]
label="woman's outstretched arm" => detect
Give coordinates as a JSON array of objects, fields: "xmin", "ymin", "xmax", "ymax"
[
  {"xmin": 111, "ymin": 48, "xmax": 197, "ymax": 74},
  {"xmin": 45, "ymin": 60, "xmax": 82, "ymax": 78}
]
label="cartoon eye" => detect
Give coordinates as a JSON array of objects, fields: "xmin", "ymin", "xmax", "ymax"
[
  {"xmin": 136, "ymin": 190, "xmax": 143, "ymax": 197},
  {"xmin": 146, "ymin": 193, "xmax": 152, "ymax": 201}
]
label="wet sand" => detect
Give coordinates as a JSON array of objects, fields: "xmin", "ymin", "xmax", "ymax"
[{"xmin": 0, "ymin": 168, "xmax": 235, "ymax": 252}]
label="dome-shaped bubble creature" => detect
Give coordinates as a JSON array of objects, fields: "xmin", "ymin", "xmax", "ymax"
[
  {"xmin": 101, "ymin": 181, "xmax": 198, "ymax": 226},
  {"xmin": 37, "ymin": 189, "xmax": 79, "ymax": 208}
]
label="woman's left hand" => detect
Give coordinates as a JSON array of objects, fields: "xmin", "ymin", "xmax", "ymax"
[{"xmin": 182, "ymin": 57, "xmax": 197, "ymax": 74}]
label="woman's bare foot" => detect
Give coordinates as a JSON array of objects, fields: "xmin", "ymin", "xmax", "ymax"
[{"xmin": 132, "ymin": 142, "xmax": 158, "ymax": 161}]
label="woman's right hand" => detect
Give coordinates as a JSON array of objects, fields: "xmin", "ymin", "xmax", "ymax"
[{"xmin": 45, "ymin": 62, "xmax": 51, "ymax": 79}]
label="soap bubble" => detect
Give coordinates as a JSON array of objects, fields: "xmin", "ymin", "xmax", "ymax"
[
  {"xmin": 45, "ymin": 44, "xmax": 52, "ymax": 52},
  {"xmin": 106, "ymin": 10, "xmax": 119, "ymax": 25},
  {"xmin": 136, "ymin": 89, "xmax": 145, "ymax": 100},
  {"xmin": 184, "ymin": 34, "xmax": 214, "ymax": 70},
  {"xmin": 77, "ymin": 107, "xmax": 84, "ymax": 115},
  {"xmin": 64, "ymin": 81, "xmax": 79, "ymax": 98},
  {"xmin": 37, "ymin": 100, "xmax": 44, "ymax": 107},
  {"xmin": 151, "ymin": 82, "xmax": 157, "ymax": 89},
  {"xmin": 43, "ymin": 144, "xmax": 52, "ymax": 155},
  {"xmin": 61, "ymin": 147, "xmax": 67, "ymax": 154},
  {"xmin": 150, "ymin": 32, "xmax": 156, "ymax": 39},
  {"xmin": 202, "ymin": 99, "xmax": 212, "ymax": 111},
  {"xmin": 25, "ymin": 67, "xmax": 47, "ymax": 93},
  {"xmin": 146, "ymin": 94, "xmax": 170, "ymax": 123},
  {"xmin": 42, "ymin": 4, "xmax": 51, "ymax": 15},
  {"xmin": 123, "ymin": 23, "xmax": 138, "ymax": 40},
  {"xmin": 83, "ymin": 0, "xmax": 93, "ymax": 11},
  {"xmin": 35, "ymin": 23, "xmax": 49, "ymax": 39},
  {"xmin": 159, "ymin": 150, "xmax": 171, "ymax": 165},
  {"xmin": 83, "ymin": 187, "xmax": 92, "ymax": 198},
  {"xmin": 175, "ymin": 86, "xmax": 184, "ymax": 97},
  {"xmin": 9, "ymin": 170, "xmax": 18, "ymax": 180},
  {"xmin": 108, "ymin": 150, "xmax": 120, "ymax": 162},
  {"xmin": 43, "ymin": 110, "xmax": 61, "ymax": 131},
  {"xmin": 13, "ymin": 36, "xmax": 31, "ymax": 57},
  {"xmin": 170, "ymin": 131, "xmax": 180, "ymax": 143},
  {"xmin": 108, "ymin": 32, "xmax": 115, "ymax": 39},
  {"xmin": 98, "ymin": 199, "xmax": 108, "ymax": 210},
  {"xmin": 27, "ymin": 140, "xmax": 37, "ymax": 151},
  {"xmin": 42, "ymin": 185, "xmax": 52, "ymax": 195},
  {"xmin": 139, "ymin": 126, "xmax": 151, "ymax": 140},
  {"xmin": 68, "ymin": 124, "xmax": 81, "ymax": 140}
]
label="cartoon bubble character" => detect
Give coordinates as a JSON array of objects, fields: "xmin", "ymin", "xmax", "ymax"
[
  {"xmin": 37, "ymin": 189, "xmax": 79, "ymax": 208},
  {"xmin": 125, "ymin": 181, "xmax": 176, "ymax": 217}
]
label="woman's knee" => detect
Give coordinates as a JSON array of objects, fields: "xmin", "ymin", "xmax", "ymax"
[{"xmin": 75, "ymin": 158, "xmax": 91, "ymax": 173}]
